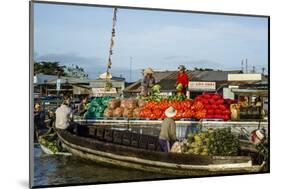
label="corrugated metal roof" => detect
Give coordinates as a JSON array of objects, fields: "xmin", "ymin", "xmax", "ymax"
[{"xmin": 124, "ymin": 70, "xmax": 243, "ymax": 93}]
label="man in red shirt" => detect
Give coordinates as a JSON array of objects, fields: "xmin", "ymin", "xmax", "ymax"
[{"xmin": 176, "ymin": 65, "xmax": 189, "ymax": 96}]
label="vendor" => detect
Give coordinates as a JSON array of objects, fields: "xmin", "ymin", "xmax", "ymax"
[
  {"xmin": 55, "ymin": 95, "xmax": 73, "ymax": 130},
  {"xmin": 255, "ymin": 96, "xmax": 262, "ymax": 107},
  {"xmin": 175, "ymin": 65, "xmax": 189, "ymax": 96},
  {"xmin": 159, "ymin": 107, "xmax": 177, "ymax": 152},
  {"xmin": 77, "ymin": 95, "xmax": 89, "ymax": 116},
  {"xmin": 141, "ymin": 67, "xmax": 156, "ymax": 96}
]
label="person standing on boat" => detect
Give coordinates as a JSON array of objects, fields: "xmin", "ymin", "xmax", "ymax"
[
  {"xmin": 55, "ymin": 95, "xmax": 73, "ymax": 130},
  {"xmin": 175, "ymin": 65, "xmax": 189, "ymax": 96},
  {"xmin": 159, "ymin": 107, "xmax": 178, "ymax": 152},
  {"xmin": 141, "ymin": 67, "xmax": 156, "ymax": 96}
]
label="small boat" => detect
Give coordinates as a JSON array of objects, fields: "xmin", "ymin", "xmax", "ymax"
[
  {"xmin": 57, "ymin": 124, "xmax": 266, "ymax": 176},
  {"xmin": 35, "ymin": 126, "xmax": 72, "ymax": 156}
]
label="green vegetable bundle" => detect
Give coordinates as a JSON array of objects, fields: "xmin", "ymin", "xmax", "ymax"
[
  {"xmin": 180, "ymin": 128, "xmax": 240, "ymax": 156},
  {"xmin": 39, "ymin": 136, "xmax": 59, "ymax": 153},
  {"xmin": 84, "ymin": 97, "xmax": 113, "ymax": 119}
]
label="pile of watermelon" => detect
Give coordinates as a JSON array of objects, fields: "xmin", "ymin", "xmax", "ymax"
[{"xmin": 194, "ymin": 92, "xmax": 231, "ymax": 121}]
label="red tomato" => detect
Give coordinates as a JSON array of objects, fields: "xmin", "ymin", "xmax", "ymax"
[
  {"xmin": 223, "ymin": 114, "xmax": 230, "ymax": 121},
  {"xmin": 193, "ymin": 101, "xmax": 205, "ymax": 111},
  {"xmin": 153, "ymin": 109, "xmax": 163, "ymax": 118},
  {"xmin": 203, "ymin": 93, "xmax": 211, "ymax": 99},
  {"xmin": 209, "ymin": 99, "xmax": 216, "ymax": 105},
  {"xmin": 208, "ymin": 109, "xmax": 215, "ymax": 115},
  {"xmin": 211, "ymin": 104, "xmax": 217, "ymax": 109},
  {"xmin": 219, "ymin": 104, "xmax": 227, "ymax": 111},
  {"xmin": 215, "ymin": 109, "xmax": 222, "ymax": 115},
  {"xmin": 223, "ymin": 109, "xmax": 231, "ymax": 115},
  {"xmin": 202, "ymin": 99, "xmax": 209, "ymax": 105},
  {"xmin": 182, "ymin": 99, "xmax": 193, "ymax": 109},
  {"xmin": 212, "ymin": 94, "xmax": 221, "ymax": 100}
]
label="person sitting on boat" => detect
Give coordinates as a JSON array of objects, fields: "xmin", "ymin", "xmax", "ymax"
[
  {"xmin": 175, "ymin": 65, "xmax": 189, "ymax": 96},
  {"xmin": 34, "ymin": 102, "xmax": 46, "ymax": 129},
  {"xmin": 76, "ymin": 95, "xmax": 89, "ymax": 116},
  {"xmin": 55, "ymin": 95, "xmax": 73, "ymax": 130},
  {"xmin": 141, "ymin": 67, "xmax": 156, "ymax": 96},
  {"xmin": 159, "ymin": 107, "xmax": 178, "ymax": 152}
]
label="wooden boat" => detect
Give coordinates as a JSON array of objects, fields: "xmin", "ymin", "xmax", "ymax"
[
  {"xmin": 57, "ymin": 124, "xmax": 266, "ymax": 176},
  {"xmin": 35, "ymin": 125, "xmax": 72, "ymax": 156}
]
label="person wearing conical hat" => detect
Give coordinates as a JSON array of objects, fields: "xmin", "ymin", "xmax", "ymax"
[
  {"xmin": 159, "ymin": 106, "xmax": 178, "ymax": 152},
  {"xmin": 141, "ymin": 67, "xmax": 155, "ymax": 96},
  {"xmin": 176, "ymin": 65, "xmax": 189, "ymax": 96}
]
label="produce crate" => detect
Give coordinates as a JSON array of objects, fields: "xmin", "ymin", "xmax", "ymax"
[
  {"xmin": 76, "ymin": 124, "xmax": 89, "ymax": 137},
  {"xmin": 147, "ymin": 136, "xmax": 159, "ymax": 151},
  {"xmin": 122, "ymin": 131, "xmax": 132, "ymax": 146},
  {"xmin": 88, "ymin": 127, "xmax": 97, "ymax": 137},
  {"xmin": 130, "ymin": 133, "xmax": 140, "ymax": 148},
  {"xmin": 96, "ymin": 127, "xmax": 105, "ymax": 141},
  {"xmin": 139, "ymin": 135, "xmax": 149, "ymax": 149},
  {"xmin": 104, "ymin": 129, "xmax": 114, "ymax": 142},
  {"xmin": 113, "ymin": 130, "xmax": 123, "ymax": 144}
]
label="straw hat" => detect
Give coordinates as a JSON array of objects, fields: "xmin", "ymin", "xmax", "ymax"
[
  {"xmin": 178, "ymin": 65, "xmax": 186, "ymax": 71},
  {"xmin": 144, "ymin": 68, "xmax": 154, "ymax": 75},
  {"xmin": 164, "ymin": 106, "xmax": 177, "ymax": 118},
  {"xmin": 35, "ymin": 103, "xmax": 40, "ymax": 110}
]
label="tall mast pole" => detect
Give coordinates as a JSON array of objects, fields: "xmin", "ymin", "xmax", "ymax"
[{"xmin": 105, "ymin": 8, "xmax": 118, "ymax": 90}]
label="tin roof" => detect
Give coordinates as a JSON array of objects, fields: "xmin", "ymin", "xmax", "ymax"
[{"xmin": 124, "ymin": 70, "xmax": 244, "ymax": 93}]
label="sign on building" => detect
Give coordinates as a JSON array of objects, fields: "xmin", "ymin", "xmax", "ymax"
[
  {"xmin": 56, "ymin": 79, "xmax": 61, "ymax": 91},
  {"xmin": 228, "ymin": 74, "xmax": 262, "ymax": 81},
  {"xmin": 188, "ymin": 82, "xmax": 216, "ymax": 91},
  {"xmin": 92, "ymin": 88, "xmax": 117, "ymax": 96}
]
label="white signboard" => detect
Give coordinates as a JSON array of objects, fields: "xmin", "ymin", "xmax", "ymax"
[
  {"xmin": 228, "ymin": 74, "xmax": 262, "ymax": 81},
  {"xmin": 33, "ymin": 76, "xmax": 37, "ymax": 84},
  {"xmin": 223, "ymin": 88, "xmax": 235, "ymax": 100},
  {"xmin": 56, "ymin": 79, "xmax": 61, "ymax": 91},
  {"xmin": 92, "ymin": 88, "xmax": 117, "ymax": 95},
  {"xmin": 188, "ymin": 82, "xmax": 216, "ymax": 91}
]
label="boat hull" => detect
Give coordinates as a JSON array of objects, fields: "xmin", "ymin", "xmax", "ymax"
[{"xmin": 57, "ymin": 130, "xmax": 265, "ymax": 176}]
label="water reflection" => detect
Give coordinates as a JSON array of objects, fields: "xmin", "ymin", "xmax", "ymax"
[{"xmin": 34, "ymin": 143, "xmax": 171, "ymax": 187}]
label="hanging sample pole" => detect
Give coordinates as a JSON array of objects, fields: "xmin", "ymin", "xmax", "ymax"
[{"xmin": 104, "ymin": 8, "xmax": 118, "ymax": 91}]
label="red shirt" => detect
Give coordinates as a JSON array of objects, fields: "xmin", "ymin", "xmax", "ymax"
[{"xmin": 176, "ymin": 72, "xmax": 189, "ymax": 88}]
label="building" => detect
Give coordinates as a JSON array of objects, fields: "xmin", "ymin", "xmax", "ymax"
[
  {"xmin": 33, "ymin": 74, "xmax": 125, "ymax": 97},
  {"xmin": 123, "ymin": 70, "xmax": 243, "ymax": 98}
]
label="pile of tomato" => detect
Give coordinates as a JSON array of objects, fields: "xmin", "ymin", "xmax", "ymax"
[{"xmin": 139, "ymin": 92, "xmax": 231, "ymax": 121}]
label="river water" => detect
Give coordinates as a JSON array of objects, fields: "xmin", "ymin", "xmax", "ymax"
[
  {"xmin": 34, "ymin": 143, "xmax": 175, "ymax": 187},
  {"xmin": 33, "ymin": 124, "xmax": 200, "ymax": 187}
]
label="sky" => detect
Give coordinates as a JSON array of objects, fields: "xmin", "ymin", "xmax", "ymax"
[{"xmin": 33, "ymin": 3, "xmax": 268, "ymax": 81}]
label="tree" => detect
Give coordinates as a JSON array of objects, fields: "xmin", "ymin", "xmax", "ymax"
[
  {"xmin": 64, "ymin": 64, "xmax": 89, "ymax": 79},
  {"xmin": 34, "ymin": 61, "xmax": 66, "ymax": 76}
]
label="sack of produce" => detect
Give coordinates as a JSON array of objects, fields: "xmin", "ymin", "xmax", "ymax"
[
  {"xmin": 133, "ymin": 107, "xmax": 141, "ymax": 118},
  {"xmin": 127, "ymin": 98, "xmax": 138, "ymax": 109},
  {"xmin": 107, "ymin": 99, "xmax": 121, "ymax": 109},
  {"xmin": 123, "ymin": 108, "xmax": 133, "ymax": 118},
  {"xmin": 113, "ymin": 107, "xmax": 124, "ymax": 117},
  {"xmin": 121, "ymin": 98, "xmax": 137, "ymax": 109},
  {"xmin": 103, "ymin": 108, "xmax": 113, "ymax": 117},
  {"xmin": 170, "ymin": 141, "xmax": 182, "ymax": 153},
  {"xmin": 138, "ymin": 99, "xmax": 146, "ymax": 108},
  {"xmin": 120, "ymin": 99, "xmax": 129, "ymax": 109}
]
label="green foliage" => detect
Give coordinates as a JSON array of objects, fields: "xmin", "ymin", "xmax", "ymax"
[
  {"xmin": 34, "ymin": 62, "xmax": 88, "ymax": 79},
  {"xmin": 64, "ymin": 64, "xmax": 89, "ymax": 79},
  {"xmin": 34, "ymin": 61, "xmax": 66, "ymax": 76}
]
